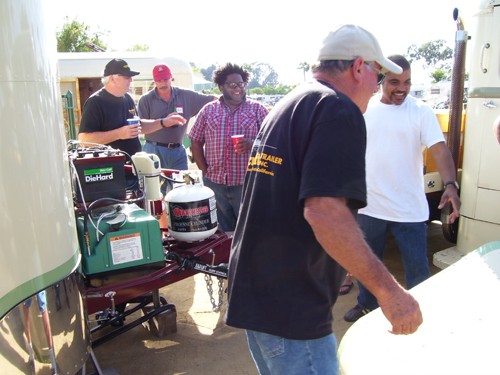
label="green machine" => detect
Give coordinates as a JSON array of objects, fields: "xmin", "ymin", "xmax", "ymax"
[{"xmin": 77, "ymin": 203, "xmax": 165, "ymax": 275}]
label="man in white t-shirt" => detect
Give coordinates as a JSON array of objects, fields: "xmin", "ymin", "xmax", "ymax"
[{"xmin": 344, "ymin": 54, "xmax": 461, "ymax": 322}]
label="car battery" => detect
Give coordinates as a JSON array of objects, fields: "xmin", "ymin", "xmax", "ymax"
[
  {"xmin": 77, "ymin": 203, "xmax": 165, "ymax": 275},
  {"xmin": 72, "ymin": 151, "xmax": 126, "ymax": 202}
]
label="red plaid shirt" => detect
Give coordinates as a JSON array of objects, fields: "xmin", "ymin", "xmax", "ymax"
[{"xmin": 189, "ymin": 98, "xmax": 268, "ymax": 185}]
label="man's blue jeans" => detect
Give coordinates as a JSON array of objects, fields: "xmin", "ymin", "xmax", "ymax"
[
  {"xmin": 246, "ymin": 330, "xmax": 339, "ymax": 375},
  {"xmin": 143, "ymin": 142, "xmax": 188, "ymax": 171},
  {"xmin": 357, "ymin": 214, "xmax": 430, "ymax": 310},
  {"xmin": 203, "ymin": 177, "xmax": 242, "ymax": 232}
]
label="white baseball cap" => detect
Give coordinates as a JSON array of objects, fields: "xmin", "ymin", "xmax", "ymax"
[{"xmin": 318, "ymin": 24, "xmax": 402, "ymax": 74}]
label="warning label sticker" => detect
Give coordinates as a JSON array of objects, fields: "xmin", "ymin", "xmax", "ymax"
[{"xmin": 109, "ymin": 233, "xmax": 143, "ymax": 265}]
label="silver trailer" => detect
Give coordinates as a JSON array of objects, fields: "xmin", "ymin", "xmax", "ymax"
[{"xmin": 0, "ymin": 0, "xmax": 90, "ymax": 373}]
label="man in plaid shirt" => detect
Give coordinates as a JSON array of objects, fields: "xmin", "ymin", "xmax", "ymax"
[{"xmin": 189, "ymin": 63, "xmax": 269, "ymax": 232}]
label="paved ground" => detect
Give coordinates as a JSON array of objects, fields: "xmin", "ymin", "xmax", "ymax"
[{"xmin": 88, "ymin": 222, "xmax": 451, "ymax": 375}]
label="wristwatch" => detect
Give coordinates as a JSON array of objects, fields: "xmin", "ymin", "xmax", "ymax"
[{"xmin": 444, "ymin": 180, "xmax": 460, "ymax": 190}]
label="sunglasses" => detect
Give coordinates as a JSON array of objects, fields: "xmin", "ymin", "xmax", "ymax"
[
  {"xmin": 364, "ymin": 62, "xmax": 386, "ymax": 85},
  {"xmin": 224, "ymin": 82, "xmax": 247, "ymax": 89}
]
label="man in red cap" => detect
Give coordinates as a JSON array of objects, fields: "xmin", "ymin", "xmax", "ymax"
[{"xmin": 138, "ymin": 63, "xmax": 216, "ymax": 188}]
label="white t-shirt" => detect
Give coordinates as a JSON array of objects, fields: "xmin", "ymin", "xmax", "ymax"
[{"xmin": 359, "ymin": 95, "xmax": 445, "ymax": 222}]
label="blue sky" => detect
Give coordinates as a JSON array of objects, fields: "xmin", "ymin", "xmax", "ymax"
[{"xmin": 52, "ymin": 0, "xmax": 478, "ymax": 85}]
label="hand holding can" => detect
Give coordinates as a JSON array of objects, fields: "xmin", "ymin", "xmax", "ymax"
[
  {"xmin": 127, "ymin": 117, "xmax": 140, "ymax": 126},
  {"xmin": 125, "ymin": 117, "xmax": 141, "ymax": 138}
]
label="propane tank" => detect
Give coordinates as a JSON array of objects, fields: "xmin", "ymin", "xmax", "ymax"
[
  {"xmin": 165, "ymin": 171, "xmax": 218, "ymax": 242},
  {"xmin": 132, "ymin": 152, "xmax": 163, "ymax": 217}
]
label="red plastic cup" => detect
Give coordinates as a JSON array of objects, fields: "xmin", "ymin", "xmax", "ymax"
[{"xmin": 231, "ymin": 134, "xmax": 244, "ymax": 146}]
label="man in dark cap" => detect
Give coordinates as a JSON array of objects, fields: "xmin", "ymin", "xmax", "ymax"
[{"xmin": 78, "ymin": 58, "xmax": 185, "ymax": 156}]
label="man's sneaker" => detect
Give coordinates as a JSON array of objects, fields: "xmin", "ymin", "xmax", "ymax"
[{"xmin": 344, "ymin": 304, "xmax": 371, "ymax": 322}]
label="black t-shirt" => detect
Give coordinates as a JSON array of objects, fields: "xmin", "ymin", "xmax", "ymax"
[
  {"xmin": 225, "ymin": 80, "xmax": 367, "ymax": 340},
  {"xmin": 79, "ymin": 88, "xmax": 141, "ymax": 157}
]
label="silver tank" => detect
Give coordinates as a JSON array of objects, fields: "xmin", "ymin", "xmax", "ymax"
[{"xmin": 0, "ymin": 0, "xmax": 89, "ymax": 373}]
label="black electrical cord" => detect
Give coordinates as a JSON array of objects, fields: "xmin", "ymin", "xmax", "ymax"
[
  {"xmin": 160, "ymin": 174, "xmax": 186, "ymax": 184},
  {"xmin": 117, "ymin": 149, "xmax": 141, "ymax": 194}
]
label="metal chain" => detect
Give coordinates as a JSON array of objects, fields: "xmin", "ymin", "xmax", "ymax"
[{"xmin": 204, "ymin": 274, "xmax": 225, "ymax": 312}]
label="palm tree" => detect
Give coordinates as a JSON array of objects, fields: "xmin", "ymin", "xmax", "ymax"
[{"xmin": 297, "ymin": 62, "xmax": 310, "ymax": 82}]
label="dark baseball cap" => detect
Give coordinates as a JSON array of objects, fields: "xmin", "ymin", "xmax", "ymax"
[{"xmin": 103, "ymin": 58, "xmax": 140, "ymax": 77}]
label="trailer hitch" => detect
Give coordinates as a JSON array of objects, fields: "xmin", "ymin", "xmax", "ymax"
[
  {"xmin": 166, "ymin": 250, "xmax": 228, "ymax": 311},
  {"xmin": 166, "ymin": 250, "xmax": 228, "ymax": 279}
]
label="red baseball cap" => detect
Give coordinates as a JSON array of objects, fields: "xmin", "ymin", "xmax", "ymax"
[{"xmin": 153, "ymin": 64, "xmax": 172, "ymax": 81}]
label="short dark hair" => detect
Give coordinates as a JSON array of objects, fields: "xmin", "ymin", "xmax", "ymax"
[
  {"xmin": 388, "ymin": 54, "xmax": 411, "ymax": 71},
  {"xmin": 212, "ymin": 63, "xmax": 250, "ymax": 86}
]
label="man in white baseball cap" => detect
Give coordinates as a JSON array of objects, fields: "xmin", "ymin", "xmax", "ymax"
[
  {"xmin": 225, "ymin": 24, "xmax": 422, "ymax": 375},
  {"xmin": 318, "ymin": 24, "xmax": 402, "ymax": 74}
]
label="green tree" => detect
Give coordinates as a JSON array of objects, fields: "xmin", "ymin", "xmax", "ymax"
[
  {"xmin": 297, "ymin": 62, "xmax": 310, "ymax": 81},
  {"xmin": 246, "ymin": 63, "xmax": 279, "ymax": 88},
  {"xmin": 127, "ymin": 44, "xmax": 149, "ymax": 51},
  {"xmin": 56, "ymin": 18, "xmax": 107, "ymax": 52},
  {"xmin": 407, "ymin": 39, "xmax": 453, "ymax": 67},
  {"xmin": 249, "ymin": 87, "xmax": 265, "ymax": 95},
  {"xmin": 406, "ymin": 39, "xmax": 453, "ymax": 81},
  {"xmin": 200, "ymin": 62, "xmax": 279, "ymax": 89},
  {"xmin": 430, "ymin": 69, "xmax": 447, "ymax": 83},
  {"xmin": 273, "ymin": 84, "xmax": 295, "ymax": 95},
  {"xmin": 201, "ymin": 64, "xmax": 217, "ymax": 82}
]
